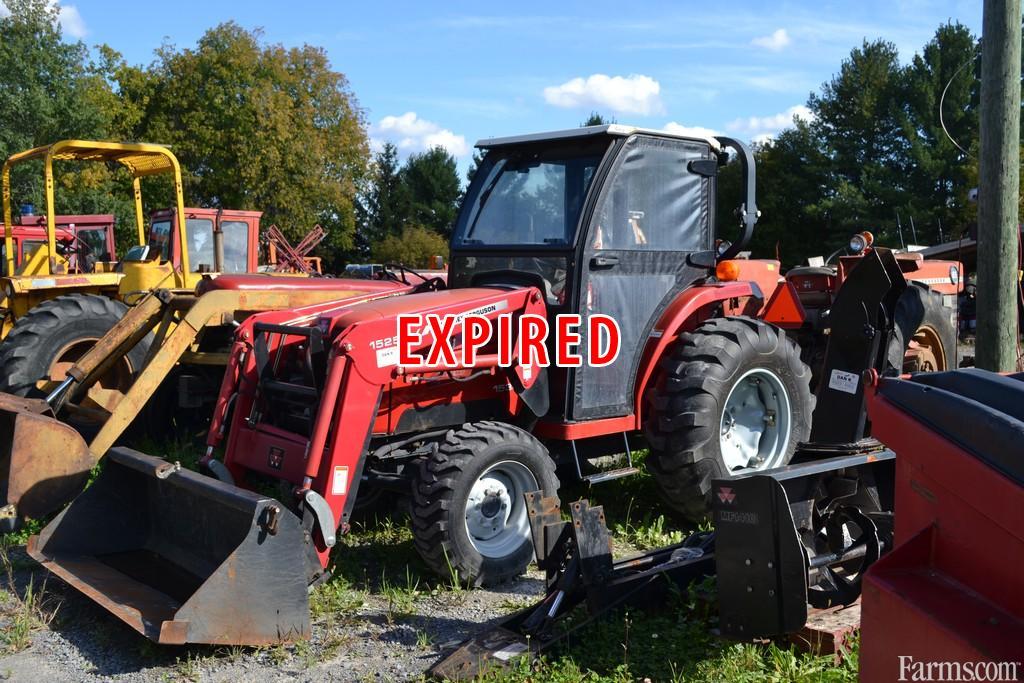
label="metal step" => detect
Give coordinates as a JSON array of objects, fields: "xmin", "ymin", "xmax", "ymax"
[
  {"xmin": 571, "ymin": 432, "xmax": 639, "ymax": 485},
  {"xmin": 583, "ymin": 467, "xmax": 639, "ymax": 485}
]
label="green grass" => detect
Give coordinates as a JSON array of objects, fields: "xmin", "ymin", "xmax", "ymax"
[
  {"xmin": 0, "ymin": 547, "xmax": 60, "ymax": 654},
  {"xmin": 461, "ymin": 583, "xmax": 858, "ymax": 683},
  {"xmin": 0, "ymin": 436, "xmax": 858, "ymax": 681}
]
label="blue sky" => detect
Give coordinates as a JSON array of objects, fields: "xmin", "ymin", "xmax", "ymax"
[{"xmin": 29, "ymin": 1, "xmax": 982, "ymax": 173}]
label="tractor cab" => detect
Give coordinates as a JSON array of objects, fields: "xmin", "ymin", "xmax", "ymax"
[
  {"xmin": 0, "ymin": 212, "xmax": 116, "ymax": 276},
  {"xmin": 144, "ymin": 207, "xmax": 261, "ymax": 274},
  {"xmin": 449, "ymin": 125, "xmax": 756, "ymax": 420}
]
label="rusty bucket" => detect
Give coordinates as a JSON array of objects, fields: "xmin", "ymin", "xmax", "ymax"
[
  {"xmin": 28, "ymin": 447, "xmax": 311, "ymax": 645},
  {"xmin": 0, "ymin": 393, "xmax": 94, "ymax": 528}
]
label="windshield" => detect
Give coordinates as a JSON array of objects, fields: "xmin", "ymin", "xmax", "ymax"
[
  {"xmin": 77, "ymin": 228, "xmax": 111, "ymax": 261},
  {"xmin": 453, "ymin": 141, "xmax": 609, "ymax": 248},
  {"xmin": 148, "ymin": 220, "xmax": 172, "ymax": 260}
]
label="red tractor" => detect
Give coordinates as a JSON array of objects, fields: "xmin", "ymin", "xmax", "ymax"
[
  {"xmin": 0, "ymin": 211, "xmax": 116, "ymax": 276},
  {"xmin": 28, "ymin": 125, "xmax": 960, "ymax": 645}
]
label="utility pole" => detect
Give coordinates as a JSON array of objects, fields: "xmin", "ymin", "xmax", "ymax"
[{"xmin": 977, "ymin": 0, "xmax": 1021, "ymax": 371}]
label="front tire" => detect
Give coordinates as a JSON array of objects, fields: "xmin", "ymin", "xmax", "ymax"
[
  {"xmin": 410, "ymin": 422, "xmax": 559, "ymax": 586},
  {"xmin": 644, "ymin": 316, "xmax": 814, "ymax": 521},
  {"xmin": 0, "ymin": 294, "xmax": 150, "ymax": 437}
]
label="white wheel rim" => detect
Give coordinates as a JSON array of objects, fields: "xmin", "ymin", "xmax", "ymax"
[
  {"xmin": 720, "ymin": 368, "xmax": 792, "ymax": 472},
  {"xmin": 464, "ymin": 460, "xmax": 537, "ymax": 559}
]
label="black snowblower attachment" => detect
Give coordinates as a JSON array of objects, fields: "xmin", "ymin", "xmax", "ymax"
[{"xmin": 28, "ymin": 448, "xmax": 312, "ymax": 645}]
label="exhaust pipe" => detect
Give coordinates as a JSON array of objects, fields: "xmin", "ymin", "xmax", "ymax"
[{"xmin": 28, "ymin": 448, "xmax": 312, "ymax": 645}]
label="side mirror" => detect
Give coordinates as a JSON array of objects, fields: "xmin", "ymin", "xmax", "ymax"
[{"xmin": 713, "ymin": 137, "xmax": 758, "ymax": 261}]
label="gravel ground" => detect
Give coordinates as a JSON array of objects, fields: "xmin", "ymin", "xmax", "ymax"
[{"xmin": 0, "ymin": 543, "xmax": 546, "ymax": 682}]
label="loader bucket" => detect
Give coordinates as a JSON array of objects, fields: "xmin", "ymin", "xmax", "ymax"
[
  {"xmin": 0, "ymin": 393, "xmax": 93, "ymax": 525},
  {"xmin": 27, "ymin": 447, "xmax": 311, "ymax": 645}
]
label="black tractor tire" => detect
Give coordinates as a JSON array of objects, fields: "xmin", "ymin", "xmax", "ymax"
[
  {"xmin": 888, "ymin": 283, "xmax": 957, "ymax": 373},
  {"xmin": 643, "ymin": 316, "xmax": 814, "ymax": 522},
  {"xmin": 0, "ymin": 294, "xmax": 150, "ymax": 437},
  {"xmin": 410, "ymin": 421, "xmax": 559, "ymax": 587}
]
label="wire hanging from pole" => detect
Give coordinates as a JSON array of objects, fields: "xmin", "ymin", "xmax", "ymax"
[{"xmin": 939, "ymin": 49, "xmax": 981, "ymax": 157}]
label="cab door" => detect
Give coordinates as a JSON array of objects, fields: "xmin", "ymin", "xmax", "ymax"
[{"xmin": 571, "ymin": 134, "xmax": 715, "ymax": 419}]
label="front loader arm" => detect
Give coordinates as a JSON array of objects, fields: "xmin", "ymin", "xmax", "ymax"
[{"xmin": 0, "ymin": 286, "xmax": 399, "ymax": 526}]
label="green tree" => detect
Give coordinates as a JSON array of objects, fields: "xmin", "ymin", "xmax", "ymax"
[
  {"xmin": 371, "ymin": 224, "xmax": 449, "ymax": 267},
  {"xmin": 900, "ymin": 22, "xmax": 980, "ymax": 241},
  {"xmin": 366, "ymin": 143, "xmax": 409, "ymax": 238},
  {"xmin": 746, "ymin": 122, "xmax": 834, "ymax": 266},
  {"xmin": 465, "ymin": 150, "xmax": 485, "ymax": 185},
  {"xmin": 808, "ymin": 39, "xmax": 908, "ymax": 244},
  {"xmin": 126, "ymin": 22, "xmax": 369, "ymax": 266},
  {"xmin": 0, "ymin": 0, "xmax": 139, "ymax": 244},
  {"xmin": 581, "ymin": 112, "xmax": 615, "ymax": 126},
  {"xmin": 400, "ymin": 146, "xmax": 461, "ymax": 238}
]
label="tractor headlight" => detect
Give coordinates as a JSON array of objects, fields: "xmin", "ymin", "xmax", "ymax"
[
  {"xmin": 949, "ymin": 265, "xmax": 960, "ymax": 285},
  {"xmin": 849, "ymin": 233, "xmax": 868, "ymax": 254},
  {"xmin": 717, "ymin": 240, "xmax": 732, "ymax": 257}
]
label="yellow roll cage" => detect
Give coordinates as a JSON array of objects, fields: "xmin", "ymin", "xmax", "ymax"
[{"xmin": 2, "ymin": 140, "xmax": 190, "ymax": 277}]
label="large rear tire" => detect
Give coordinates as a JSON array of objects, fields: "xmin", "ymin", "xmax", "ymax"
[
  {"xmin": 0, "ymin": 294, "xmax": 150, "ymax": 437},
  {"xmin": 890, "ymin": 283, "xmax": 957, "ymax": 373},
  {"xmin": 644, "ymin": 316, "xmax": 814, "ymax": 522},
  {"xmin": 410, "ymin": 422, "xmax": 559, "ymax": 586}
]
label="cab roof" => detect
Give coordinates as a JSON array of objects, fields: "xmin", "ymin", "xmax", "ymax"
[
  {"xmin": 4, "ymin": 140, "xmax": 179, "ymax": 178},
  {"xmin": 475, "ymin": 124, "xmax": 722, "ymax": 152}
]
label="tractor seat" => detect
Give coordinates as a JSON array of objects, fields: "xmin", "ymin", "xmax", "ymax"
[
  {"xmin": 786, "ymin": 266, "xmax": 836, "ymax": 277},
  {"xmin": 196, "ymin": 274, "xmax": 407, "ymax": 296},
  {"xmin": 878, "ymin": 369, "xmax": 1024, "ymax": 486}
]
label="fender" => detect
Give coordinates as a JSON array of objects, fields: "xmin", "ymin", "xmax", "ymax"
[{"xmin": 632, "ymin": 281, "xmax": 759, "ymax": 426}]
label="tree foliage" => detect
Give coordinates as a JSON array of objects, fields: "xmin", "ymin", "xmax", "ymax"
[
  {"xmin": 370, "ymin": 224, "xmax": 449, "ymax": 267},
  {"xmin": 752, "ymin": 21, "xmax": 991, "ymax": 266},
  {"xmin": 0, "ymin": 0, "xmax": 138, "ymax": 244},
  {"xmin": 399, "ymin": 147, "xmax": 461, "ymax": 238},
  {"xmin": 355, "ymin": 143, "xmax": 461, "ymax": 255},
  {"xmin": 122, "ymin": 23, "xmax": 369, "ymax": 261}
]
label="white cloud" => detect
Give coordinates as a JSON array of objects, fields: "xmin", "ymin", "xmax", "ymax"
[
  {"xmin": 543, "ymin": 74, "xmax": 664, "ymax": 116},
  {"xmin": 726, "ymin": 105, "xmax": 814, "ymax": 141},
  {"xmin": 56, "ymin": 4, "xmax": 86, "ymax": 38},
  {"xmin": 663, "ymin": 121, "xmax": 720, "ymax": 139},
  {"xmin": 0, "ymin": 4, "xmax": 9, "ymax": 18},
  {"xmin": 751, "ymin": 28, "xmax": 791, "ymax": 51},
  {"xmin": 371, "ymin": 112, "xmax": 469, "ymax": 157}
]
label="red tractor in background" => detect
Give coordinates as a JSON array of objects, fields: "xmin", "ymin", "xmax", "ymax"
[
  {"xmin": 28, "ymin": 125, "xmax": 961, "ymax": 645},
  {"xmin": 0, "ymin": 210, "xmax": 117, "ymax": 276}
]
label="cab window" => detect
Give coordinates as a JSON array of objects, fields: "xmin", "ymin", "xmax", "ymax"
[
  {"xmin": 220, "ymin": 220, "xmax": 250, "ymax": 273},
  {"xmin": 186, "ymin": 218, "xmax": 215, "ymax": 271},
  {"xmin": 77, "ymin": 228, "xmax": 111, "ymax": 261},
  {"xmin": 591, "ymin": 136, "xmax": 708, "ymax": 252},
  {"xmin": 21, "ymin": 240, "xmax": 44, "ymax": 259},
  {"xmin": 148, "ymin": 221, "xmax": 172, "ymax": 261}
]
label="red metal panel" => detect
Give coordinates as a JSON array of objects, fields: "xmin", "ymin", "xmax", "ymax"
[
  {"xmin": 532, "ymin": 414, "xmax": 636, "ymax": 440},
  {"xmin": 861, "ymin": 385, "xmax": 1024, "ymax": 677}
]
